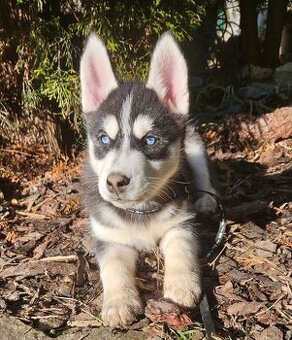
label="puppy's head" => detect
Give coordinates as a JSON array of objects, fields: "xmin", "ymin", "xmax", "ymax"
[{"xmin": 80, "ymin": 33, "xmax": 189, "ymax": 208}]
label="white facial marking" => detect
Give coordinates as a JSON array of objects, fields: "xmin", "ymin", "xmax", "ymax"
[
  {"xmin": 120, "ymin": 93, "xmax": 133, "ymax": 136},
  {"xmin": 102, "ymin": 114, "xmax": 119, "ymax": 140},
  {"xmin": 133, "ymin": 115, "xmax": 154, "ymax": 139},
  {"xmin": 98, "ymin": 147, "xmax": 149, "ymax": 202}
]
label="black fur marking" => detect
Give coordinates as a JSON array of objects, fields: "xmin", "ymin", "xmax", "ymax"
[{"xmin": 84, "ymin": 82, "xmax": 186, "ymax": 161}]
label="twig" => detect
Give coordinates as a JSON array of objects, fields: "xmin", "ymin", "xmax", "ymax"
[
  {"xmin": 31, "ymin": 194, "xmax": 58, "ymax": 212},
  {"xmin": 77, "ymin": 334, "xmax": 90, "ymax": 340},
  {"xmin": 275, "ymin": 306, "xmax": 291, "ymax": 322},
  {"xmin": 0, "ymin": 148, "xmax": 36, "ymax": 157},
  {"xmin": 16, "ymin": 211, "xmax": 49, "ymax": 220},
  {"xmin": 67, "ymin": 319, "xmax": 102, "ymax": 328},
  {"xmin": 53, "ymin": 296, "xmax": 95, "ymax": 317},
  {"xmin": 30, "ymin": 315, "xmax": 63, "ymax": 320},
  {"xmin": 39, "ymin": 255, "xmax": 78, "ymax": 262},
  {"xmin": 21, "ymin": 328, "xmax": 32, "ymax": 336},
  {"xmin": 209, "ymin": 244, "xmax": 227, "ymax": 269},
  {"xmin": 255, "ymin": 294, "xmax": 285, "ymax": 317}
]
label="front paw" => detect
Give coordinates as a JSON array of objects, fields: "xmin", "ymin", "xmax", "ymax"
[
  {"xmin": 193, "ymin": 193, "xmax": 217, "ymax": 213},
  {"xmin": 164, "ymin": 273, "xmax": 201, "ymax": 308},
  {"xmin": 102, "ymin": 291, "xmax": 143, "ymax": 328}
]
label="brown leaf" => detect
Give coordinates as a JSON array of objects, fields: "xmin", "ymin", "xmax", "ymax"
[
  {"xmin": 23, "ymin": 192, "xmax": 41, "ymax": 212},
  {"xmin": 255, "ymin": 325, "xmax": 283, "ymax": 340},
  {"xmin": 145, "ymin": 299, "xmax": 193, "ymax": 329},
  {"xmin": 143, "ymin": 323, "xmax": 165, "ymax": 339},
  {"xmin": 256, "ymin": 310, "xmax": 279, "ymax": 325},
  {"xmin": 14, "ymin": 231, "xmax": 44, "ymax": 253},
  {"xmin": 254, "ymin": 240, "xmax": 277, "ymax": 258},
  {"xmin": 215, "ymin": 281, "xmax": 246, "ymax": 302},
  {"xmin": 0, "ymin": 260, "xmax": 76, "ymax": 279},
  {"xmin": 38, "ymin": 315, "xmax": 68, "ymax": 330},
  {"xmin": 227, "ymin": 301, "xmax": 266, "ymax": 316},
  {"xmin": 56, "ymin": 275, "xmax": 74, "ymax": 297},
  {"xmin": 129, "ymin": 317, "xmax": 150, "ymax": 330},
  {"xmin": 33, "ymin": 239, "xmax": 50, "ymax": 259},
  {"xmin": 249, "ymin": 284, "xmax": 268, "ymax": 302},
  {"xmin": 253, "ymin": 262, "xmax": 272, "ymax": 273},
  {"xmin": 16, "ymin": 231, "xmax": 43, "ymax": 244}
]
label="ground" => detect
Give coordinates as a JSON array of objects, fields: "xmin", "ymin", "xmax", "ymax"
[{"xmin": 0, "ymin": 108, "xmax": 291, "ymax": 339}]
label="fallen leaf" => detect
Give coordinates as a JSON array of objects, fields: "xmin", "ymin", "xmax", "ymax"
[
  {"xmin": 76, "ymin": 252, "xmax": 87, "ymax": 286},
  {"xmin": 249, "ymin": 284, "xmax": 268, "ymax": 301},
  {"xmin": 255, "ymin": 325, "xmax": 283, "ymax": 340},
  {"xmin": 145, "ymin": 299, "xmax": 193, "ymax": 329},
  {"xmin": 37, "ymin": 315, "xmax": 68, "ymax": 330},
  {"xmin": 0, "ymin": 261, "xmax": 76, "ymax": 279},
  {"xmin": 129, "ymin": 317, "xmax": 150, "ymax": 330},
  {"xmin": 227, "ymin": 301, "xmax": 265, "ymax": 316},
  {"xmin": 256, "ymin": 310, "xmax": 279, "ymax": 325},
  {"xmin": 16, "ymin": 231, "xmax": 43, "ymax": 244},
  {"xmin": 254, "ymin": 240, "xmax": 277, "ymax": 258},
  {"xmin": 143, "ymin": 323, "xmax": 165, "ymax": 339},
  {"xmin": 215, "ymin": 281, "xmax": 246, "ymax": 302},
  {"xmin": 33, "ymin": 239, "xmax": 51, "ymax": 259},
  {"xmin": 253, "ymin": 262, "xmax": 272, "ymax": 273}
]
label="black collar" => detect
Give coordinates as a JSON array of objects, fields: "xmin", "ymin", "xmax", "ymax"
[
  {"xmin": 126, "ymin": 205, "xmax": 162, "ymax": 215},
  {"xmin": 124, "ymin": 182, "xmax": 193, "ymax": 216}
]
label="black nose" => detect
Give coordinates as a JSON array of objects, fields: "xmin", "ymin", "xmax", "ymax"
[{"xmin": 106, "ymin": 173, "xmax": 130, "ymax": 194}]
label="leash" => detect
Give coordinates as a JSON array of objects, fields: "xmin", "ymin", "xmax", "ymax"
[
  {"xmin": 195, "ymin": 190, "xmax": 226, "ymax": 340},
  {"xmin": 195, "ymin": 190, "xmax": 226, "ymax": 261}
]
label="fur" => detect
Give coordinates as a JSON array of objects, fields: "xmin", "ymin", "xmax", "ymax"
[{"xmin": 80, "ymin": 32, "xmax": 216, "ymax": 327}]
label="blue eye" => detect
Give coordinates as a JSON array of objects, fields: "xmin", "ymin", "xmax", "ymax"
[
  {"xmin": 100, "ymin": 134, "xmax": 110, "ymax": 145},
  {"xmin": 145, "ymin": 135, "xmax": 158, "ymax": 146}
]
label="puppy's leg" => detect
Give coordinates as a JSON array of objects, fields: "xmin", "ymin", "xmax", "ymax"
[
  {"xmin": 99, "ymin": 244, "xmax": 142, "ymax": 327},
  {"xmin": 160, "ymin": 226, "xmax": 201, "ymax": 307},
  {"xmin": 185, "ymin": 126, "xmax": 217, "ymax": 213}
]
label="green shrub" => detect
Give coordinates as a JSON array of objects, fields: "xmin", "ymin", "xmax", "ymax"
[{"xmin": 2, "ymin": 0, "xmax": 207, "ymax": 133}]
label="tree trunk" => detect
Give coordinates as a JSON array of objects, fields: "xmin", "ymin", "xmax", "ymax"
[
  {"xmin": 263, "ymin": 0, "xmax": 288, "ymax": 67},
  {"xmin": 239, "ymin": 0, "xmax": 259, "ymax": 65},
  {"xmin": 0, "ymin": 0, "xmax": 19, "ymax": 62},
  {"xmin": 184, "ymin": 0, "xmax": 222, "ymax": 75}
]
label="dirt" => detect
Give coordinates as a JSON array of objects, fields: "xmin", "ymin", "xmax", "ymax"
[
  {"xmin": 0, "ymin": 315, "xmax": 142, "ymax": 340},
  {"xmin": 0, "ymin": 108, "xmax": 291, "ymax": 339}
]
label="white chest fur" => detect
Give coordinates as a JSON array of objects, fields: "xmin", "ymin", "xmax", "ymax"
[{"xmin": 90, "ymin": 202, "xmax": 194, "ymax": 251}]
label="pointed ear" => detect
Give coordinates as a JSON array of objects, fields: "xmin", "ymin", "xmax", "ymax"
[
  {"xmin": 80, "ymin": 33, "xmax": 118, "ymax": 113},
  {"xmin": 146, "ymin": 32, "xmax": 189, "ymax": 115}
]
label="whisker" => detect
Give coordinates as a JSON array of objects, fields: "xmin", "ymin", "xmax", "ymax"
[{"xmin": 172, "ymin": 179, "xmax": 194, "ymax": 185}]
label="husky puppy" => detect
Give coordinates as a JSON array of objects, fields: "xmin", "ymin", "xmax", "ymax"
[{"xmin": 80, "ymin": 32, "xmax": 216, "ymax": 328}]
